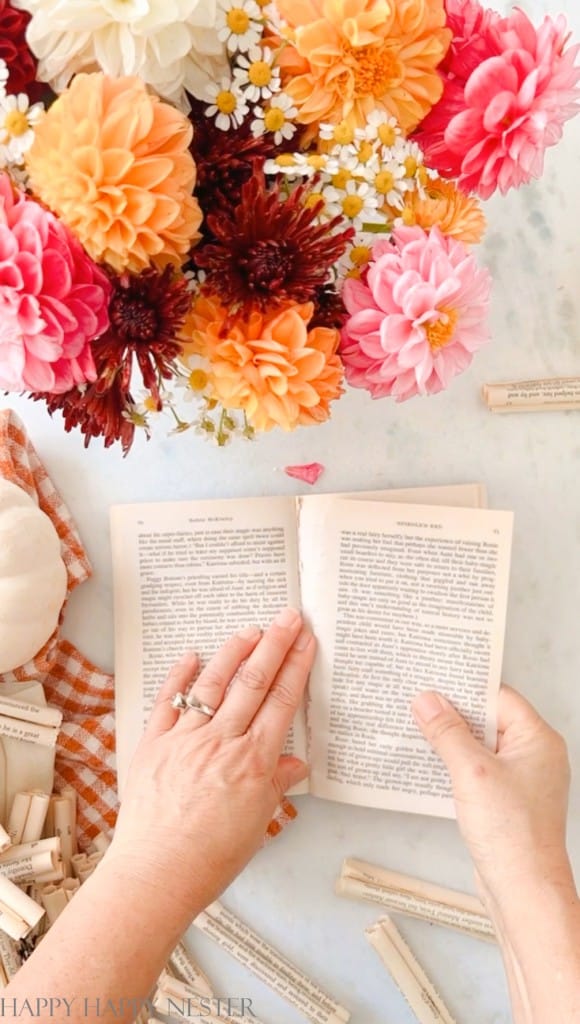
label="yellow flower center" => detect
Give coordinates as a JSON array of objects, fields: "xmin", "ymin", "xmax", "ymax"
[
  {"xmin": 342, "ymin": 194, "xmax": 364, "ymax": 219},
  {"xmin": 274, "ymin": 153, "xmax": 296, "ymax": 167},
  {"xmin": 188, "ymin": 369, "xmax": 209, "ymax": 391},
  {"xmin": 357, "ymin": 140, "xmax": 374, "ymax": 164},
  {"xmin": 306, "ymin": 153, "xmax": 326, "ymax": 170},
  {"xmin": 401, "ymin": 206, "xmax": 417, "ymax": 226},
  {"xmin": 304, "ymin": 191, "xmax": 325, "ymax": 211},
  {"xmin": 249, "ymin": 61, "xmax": 272, "ymax": 87},
  {"xmin": 227, "ymin": 8, "xmax": 251, "ymax": 34},
  {"xmin": 331, "ymin": 168, "xmax": 352, "ymax": 189},
  {"xmin": 264, "ymin": 107, "xmax": 286, "ymax": 131},
  {"xmin": 425, "ymin": 308, "xmax": 459, "ymax": 351},
  {"xmin": 405, "ymin": 156, "xmax": 418, "ymax": 177},
  {"xmin": 417, "ymin": 165, "xmax": 429, "ymax": 187},
  {"xmin": 350, "ymin": 244, "xmax": 371, "ymax": 267},
  {"xmin": 4, "ymin": 111, "xmax": 29, "ymax": 137},
  {"xmin": 216, "ymin": 90, "xmax": 237, "ymax": 114},
  {"xmin": 143, "ymin": 395, "xmax": 158, "ymax": 413},
  {"xmin": 375, "ymin": 170, "xmax": 395, "ymax": 195},
  {"xmin": 378, "ymin": 123, "xmax": 397, "ymax": 147},
  {"xmin": 346, "ymin": 41, "xmax": 402, "ymax": 97},
  {"xmin": 333, "ymin": 120, "xmax": 355, "ymax": 145}
]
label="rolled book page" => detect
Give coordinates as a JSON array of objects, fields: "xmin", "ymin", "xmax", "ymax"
[
  {"xmin": 21, "ymin": 791, "xmax": 51, "ymax": 844},
  {"xmin": 0, "ymin": 827, "xmax": 11, "ymax": 855},
  {"xmin": 62, "ymin": 878, "xmax": 80, "ymax": 902},
  {"xmin": 70, "ymin": 853, "xmax": 88, "ymax": 880},
  {"xmin": 7, "ymin": 793, "xmax": 32, "ymax": 845},
  {"xmin": 40, "ymin": 885, "xmax": 69, "ymax": 925},
  {"xmin": 91, "ymin": 831, "xmax": 111, "ymax": 855},
  {"xmin": 0, "ymin": 877, "xmax": 44, "ymax": 939},
  {"xmin": 482, "ymin": 377, "xmax": 580, "ymax": 412},
  {"xmin": 169, "ymin": 941, "xmax": 214, "ymax": 997},
  {"xmin": 0, "ymin": 837, "xmax": 61, "ymax": 865},
  {"xmin": 53, "ymin": 796, "xmax": 75, "ymax": 875},
  {"xmin": 0, "ymin": 849, "xmax": 58, "ymax": 885},
  {"xmin": 0, "ymin": 696, "xmax": 62, "ymax": 730},
  {"xmin": 59, "ymin": 788, "xmax": 78, "ymax": 855},
  {"xmin": 0, "ymin": 931, "xmax": 21, "ymax": 979},
  {"xmin": 0, "ymin": 717, "xmax": 58, "ymax": 749},
  {"xmin": 193, "ymin": 902, "xmax": 350, "ymax": 1024},
  {"xmin": 366, "ymin": 917, "xmax": 457, "ymax": 1024},
  {"xmin": 337, "ymin": 859, "xmax": 495, "ymax": 943}
]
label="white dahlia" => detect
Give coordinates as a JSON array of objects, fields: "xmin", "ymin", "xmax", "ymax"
[{"xmin": 12, "ymin": 0, "xmax": 230, "ymax": 109}]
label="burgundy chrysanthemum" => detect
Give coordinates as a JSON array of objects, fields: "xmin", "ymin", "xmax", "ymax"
[
  {"xmin": 33, "ymin": 267, "xmax": 191, "ymax": 454},
  {"xmin": 309, "ymin": 283, "xmax": 349, "ymax": 331},
  {"xmin": 0, "ymin": 0, "xmax": 44, "ymax": 100},
  {"xmin": 194, "ymin": 168, "xmax": 355, "ymax": 314},
  {"xmin": 188, "ymin": 99, "xmax": 281, "ymax": 225}
]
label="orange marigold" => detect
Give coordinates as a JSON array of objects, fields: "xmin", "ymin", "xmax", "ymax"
[
  {"xmin": 26, "ymin": 73, "xmax": 202, "ymax": 273},
  {"xmin": 397, "ymin": 178, "xmax": 487, "ymax": 244},
  {"xmin": 276, "ymin": 0, "xmax": 451, "ymax": 135},
  {"xmin": 183, "ymin": 294, "xmax": 344, "ymax": 433}
]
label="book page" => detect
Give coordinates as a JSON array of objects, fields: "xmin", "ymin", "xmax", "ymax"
[
  {"xmin": 299, "ymin": 498, "xmax": 512, "ymax": 817},
  {"xmin": 111, "ymin": 497, "xmax": 304, "ymax": 794}
]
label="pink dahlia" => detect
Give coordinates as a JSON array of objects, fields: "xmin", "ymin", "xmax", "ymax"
[
  {"xmin": 0, "ymin": 173, "xmax": 111, "ymax": 394},
  {"xmin": 417, "ymin": 8, "xmax": 580, "ymax": 198},
  {"xmin": 340, "ymin": 226, "xmax": 491, "ymax": 401},
  {"xmin": 441, "ymin": 0, "xmax": 500, "ymax": 80}
]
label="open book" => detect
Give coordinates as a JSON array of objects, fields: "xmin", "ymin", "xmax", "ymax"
[{"xmin": 111, "ymin": 484, "xmax": 513, "ymax": 819}]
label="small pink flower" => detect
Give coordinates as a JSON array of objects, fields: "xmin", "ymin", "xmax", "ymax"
[
  {"xmin": 340, "ymin": 226, "xmax": 491, "ymax": 402},
  {"xmin": 417, "ymin": 8, "xmax": 580, "ymax": 198},
  {"xmin": 0, "ymin": 173, "xmax": 111, "ymax": 394}
]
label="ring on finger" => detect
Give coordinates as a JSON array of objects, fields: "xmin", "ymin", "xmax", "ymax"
[{"xmin": 185, "ymin": 692, "xmax": 217, "ymax": 719}]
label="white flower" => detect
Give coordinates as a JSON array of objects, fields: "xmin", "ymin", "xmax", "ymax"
[
  {"xmin": 217, "ymin": 0, "xmax": 263, "ymax": 53},
  {"xmin": 360, "ymin": 110, "xmax": 402, "ymax": 148},
  {"xmin": 177, "ymin": 355, "xmax": 212, "ymax": 402},
  {"xmin": 205, "ymin": 78, "xmax": 249, "ymax": 130},
  {"xmin": 233, "ymin": 46, "xmax": 280, "ymax": 101},
  {"xmin": 370, "ymin": 158, "xmax": 409, "ymax": 209},
  {"xmin": 13, "ymin": 0, "xmax": 230, "ymax": 111},
  {"xmin": 264, "ymin": 155, "xmax": 311, "ymax": 178},
  {"xmin": 0, "ymin": 94, "xmax": 44, "ymax": 165},
  {"xmin": 250, "ymin": 92, "xmax": 297, "ymax": 144},
  {"xmin": 323, "ymin": 179, "xmax": 383, "ymax": 231},
  {"xmin": 0, "ymin": 60, "xmax": 8, "ymax": 99}
]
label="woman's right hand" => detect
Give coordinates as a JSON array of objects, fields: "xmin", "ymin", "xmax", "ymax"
[{"xmin": 412, "ymin": 685, "xmax": 574, "ymax": 912}]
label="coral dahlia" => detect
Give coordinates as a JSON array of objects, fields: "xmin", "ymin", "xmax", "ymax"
[{"xmin": 340, "ymin": 226, "xmax": 491, "ymax": 401}]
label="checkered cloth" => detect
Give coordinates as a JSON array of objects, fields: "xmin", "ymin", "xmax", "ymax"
[{"xmin": 0, "ymin": 410, "xmax": 297, "ymax": 850}]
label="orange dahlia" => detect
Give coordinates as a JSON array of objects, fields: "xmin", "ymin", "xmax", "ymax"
[
  {"xmin": 276, "ymin": 0, "xmax": 451, "ymax": 134},
  {"xmin": 26, "ymin": 73, "xmax": 202, "ymax": 273},
  {"xmin": 183, "ymin": 294, "xmax": 344, "ymax": 432},
  {"xmin": 397, "ymin": 178, "xmax": 487, "ymax": 244}
]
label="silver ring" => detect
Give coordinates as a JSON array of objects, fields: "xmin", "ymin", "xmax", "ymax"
[
  {"xmin": 185, "ymin": 693, "xmax": 217, "ymax": 719},
  {"xmin": 171, "ymin": 692, "xmax": 189, "ymax": 712}
]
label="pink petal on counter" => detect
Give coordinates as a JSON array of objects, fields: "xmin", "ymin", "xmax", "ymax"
[{"xmin": 284, "ymin": 462, "xmax": 325, "ymax": 485}]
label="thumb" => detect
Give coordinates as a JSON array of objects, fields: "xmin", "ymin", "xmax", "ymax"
[
  {"xmin": 274, "ymin": 756, "xmax": 309, "ymax": 795},
  {"xmin": 412, "ymin": 691, "xmax": 484, "ymax": 775}
]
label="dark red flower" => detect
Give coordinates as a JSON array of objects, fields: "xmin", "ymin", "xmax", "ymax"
[
  {"xmin": 32, "ymin": 267, "xmax": 191, "ymax": 454},
  {"xmin": 194, "ymin": 168, "xmax": 354, "ymax": 314},
  {"xmin": 309, "ymin": 283, "xmax": 349, "ymax": 331},
  {"xmin": 0, "ymin": 0, "xmax": 44, "ymax": 100}
]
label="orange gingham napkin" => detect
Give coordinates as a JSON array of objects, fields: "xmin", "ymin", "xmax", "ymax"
[{"xmin": 0, "ymin": 409, "xmax": 297, "ymax": 850}]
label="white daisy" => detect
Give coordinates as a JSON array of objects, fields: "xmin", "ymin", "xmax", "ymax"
[
  {"xmin": 337, "ymin": 236, "xmax": 376, "ymax": 280},
  {"xmin": 177, "ymin": 355, "xmax": 212, "ymax": 402},
  {"xmin": 370, "ymin": 158, "xmax": 409, "ymax": 209},
  {"xmin": 318, "ymin": 119, "xmax": 362, "ymax": 150},
  {"xmin": 233, "ymin": 46, "xmax": 281, "ymax": 102},
  {"xmin": 323, "ymin": 179, "xmax": 383, "ymax": 231},
  {"xmin": 205, "ymin": 77, "xmax": 249, "ymax": 130},
  {"xmin": 0, "ymin": 60, "xmax": 8, "ymax": 99},
  {"xmin": 360, "ymin": 110, "xmax": 402, "ymax": 148},
  {"xmin": 250, "ymin": 92, "xmax": 297, "ymax": 145},
  {"xmin": 217, "ymin": 0, "xmax": 263, "ymax": 53},
  {"xmin": 264, "ymin": 154, "xmax": 312, "ymax": 178},
  {"xmin": 0, "ymin": 94, "xmax": 44, "ymax": 165}
]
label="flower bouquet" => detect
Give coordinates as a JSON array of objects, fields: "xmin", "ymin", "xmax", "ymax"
[{"xmin": 0, "ymin": 0, "xmax": 578, "ymax": 452}]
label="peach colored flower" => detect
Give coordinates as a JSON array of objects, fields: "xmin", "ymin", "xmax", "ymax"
[
  {"xmin": 25, "ymin": 73, "xmax": 203, "ymax": 273},
  {"xmin": 183, "ymin": 293, "xmax": 344, "ymax": 432},
  {"xmin": 397, "ymin": 177, "xmax": 486, "ymax": 244},
  {"xmin": 275, "ymin": 0, "xmax": 451, "ymax": 134}
]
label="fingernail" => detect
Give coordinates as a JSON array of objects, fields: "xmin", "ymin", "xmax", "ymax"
[
  {"xmin": 237, "ymin": 625, "xmax": 262, "ymax": 641},
  {"xmin": 274, "ymin": 607, "xmax": 301, "ymax": 628},
  {"xmin": 294, "ymin": 628, "xmax": 312, "ymax": 651},
  {"xmin": 413, "ymin": 692, "xmax": 448, "ymax": 724}
]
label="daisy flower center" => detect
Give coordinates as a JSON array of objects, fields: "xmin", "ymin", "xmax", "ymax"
[
  {"xmin": 378, "ymin": 123, "xmax": 397, "ymax": 147},
  {"xmin": 357, "ymin": 141, "xmax": 374, "ymax": 164},
  {"xmin": 248, "ymin": 61, "xmax": 272, "ymax": 87},
  {"xmin": 216, "ymin": 89, "xmax": 238, "ymax": 114},
  {"xmin": 346, "ymin": 42, "xmax": 402, "ymax": 97},
  {"xmin": 333, "ymin": 121, "xmax": 355, "ymax": 145},
  {"xmin": 342, "ymin": 194, "xmax": 364, "ymax": 219},
  {"xmin": 425, "ymin": 308, "xmax": 459, "ymax": 351},
  {"xmin": 4, "ymin": 111, "xmax": 29, "ymax": 137},
  {"xmin": 143, "ymin": 395, "xmax": 158, "ymax": 413},
  {"xmin": 264, "ymin": 107, "xmax": 286, "ymax": 132},
  {"xmin": 405, "ymin": 156, "xmax": 419, "ymax": 177},
  {"xmin": 375, "ymin": 170, "xmax": 395, "ymax": 194},
  {"xmin": 350, "ymin": 244, "xmax": 371, "ymax": 267},
  {"xmin": 331, "ymin": 169, "xmax": 352, "ymax": 189},
  {"xmin": 189, "ymin": 369, "xmax": 209, "ymax": 391},
  {"xmin": 227, "ymin": 8, "xmax": 251, "ymax": 34}
]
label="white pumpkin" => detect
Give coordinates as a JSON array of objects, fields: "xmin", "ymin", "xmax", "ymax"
[{"xmin": 0, "ymin": 479, "xmax": 68, "ymax": 673}]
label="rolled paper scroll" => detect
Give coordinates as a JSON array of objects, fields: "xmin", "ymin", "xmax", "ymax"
[{"xmin": 482, "ymin": 377, "xmax": 580, "ymax": 413}]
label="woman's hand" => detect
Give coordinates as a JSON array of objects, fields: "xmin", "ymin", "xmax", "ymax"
[
  {"xmin": 412, "ymin": 686, "xmax": 574, "ymax": 911},
  {"xmin": 109, "ymin": 608, "xmax": 315, "ymax": 917}
]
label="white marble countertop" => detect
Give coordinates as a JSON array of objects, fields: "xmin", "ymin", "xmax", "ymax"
[{"xmin": 3, "ymin": 1, "xmax": 580, "ymax": 1018}]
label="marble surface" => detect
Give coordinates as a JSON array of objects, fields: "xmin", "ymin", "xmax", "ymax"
[{"xmin": 3, "ymin": 1, "xmax": 580, "ymax": 1018}]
